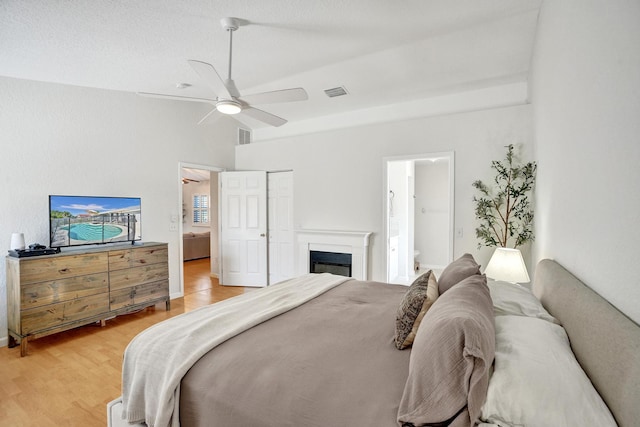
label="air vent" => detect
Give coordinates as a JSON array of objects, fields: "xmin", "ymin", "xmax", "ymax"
[
  {"xmin": 324, "ymin": 86, "xmax": 348, "ymax": 98},
  {"xmin": 238, "ymin": 128, "xmax": 251, "ymax": 145}
]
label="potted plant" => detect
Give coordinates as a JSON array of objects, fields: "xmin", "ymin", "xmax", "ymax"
[{"xmin": 472, "ymin": 144, "xmax": 537, "ymax": 248}]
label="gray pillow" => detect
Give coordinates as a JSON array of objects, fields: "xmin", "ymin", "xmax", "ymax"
[
  {"xmin": 397, "ymin": 274, "xmax": 494, "ymax": 426},
  {"xmin": 394, "ymin": 271, "xmax": 439, "ymax": 350},
  {"xmin": 438, "ymin": 253, "xmax": 481, "ymax": 294}
]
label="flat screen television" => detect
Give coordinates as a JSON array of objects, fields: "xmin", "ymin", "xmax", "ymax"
[{"xmin": 49, "ymin": 195, "xmax": 142, "ymax": 248}]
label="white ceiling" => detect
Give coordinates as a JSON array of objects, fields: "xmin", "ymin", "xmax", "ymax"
[
  {"xmin": 182, "ymin": 167, "xmax": 211, "ymax": 183},
  {"xmin": 0, "ymin": 0, "xmax": 541, "ymax": 127}
]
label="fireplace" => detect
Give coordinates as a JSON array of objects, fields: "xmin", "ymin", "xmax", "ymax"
[
  {"xmin": 310, "ymin": 251, "xmax": 352, "ymax": 277},
  {"xmin": 296, "ymin": 229, "xmax": 372, "ymax": 280}
]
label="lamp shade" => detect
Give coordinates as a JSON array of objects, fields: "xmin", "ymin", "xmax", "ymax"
[
  {"xmin": 484, "ymin": 247, "xmax": 530, "ymax": 283},
  {"xmin": 10, "ymin": 233, "xmax": 25, "ymax": 250}
]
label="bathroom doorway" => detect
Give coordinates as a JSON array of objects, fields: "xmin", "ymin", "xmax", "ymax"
[{"xmin": 384, "ymin": 152, "xmax": 454, "ymax": 284}]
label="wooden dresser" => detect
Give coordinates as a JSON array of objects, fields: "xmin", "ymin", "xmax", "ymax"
[{"xmin": 6, "ymin": 242, "xmax": 169, "ymax": 356}]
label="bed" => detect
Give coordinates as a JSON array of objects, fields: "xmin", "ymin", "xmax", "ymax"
[{"xmin": 107, "ymin": 257, "xmax": 640, "ymax": 427}]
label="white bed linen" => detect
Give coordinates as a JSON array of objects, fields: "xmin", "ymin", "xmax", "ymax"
[
  {"xmin": 121, "ymin": 273, "xmax": 351, "ymax": 427},
  {"xmin": 479, "ymin": 315, "xmax": 617, "ymax": 427},
  {"xmin": 487, "ymin": 280, "xmax": 558, "ymax": 323}
]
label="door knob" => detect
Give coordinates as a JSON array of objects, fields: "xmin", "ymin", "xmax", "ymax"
[{"xmin": 260, "ymin": 233, "xmax": 266, "ymax": 237}]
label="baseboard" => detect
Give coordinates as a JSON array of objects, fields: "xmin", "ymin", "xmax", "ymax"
[
  {"xmin": 210, "ymin": 272, "xmax": 219, "ymax": 279},
  {"xmin": 0, "ymin": 336, "xmax": 8, "ymax": 348}
]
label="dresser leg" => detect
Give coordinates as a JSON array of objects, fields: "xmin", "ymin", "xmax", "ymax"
[
  {"xmin": 20, "ymin": 337, "xmax": 28, "ymax": 357},
  {"xmin": 165, "ymin": 299, "xmax": 171, "ymax": 311}
]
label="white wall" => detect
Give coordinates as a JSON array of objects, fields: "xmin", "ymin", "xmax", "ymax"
[
  {"xmin": 531, "ymin": 0, "xmax": 640, "ymax": 323},
  {"xmin": 0, "ymin": 77, "xmax": 237, "ymax": 346},
  {"xmin": 236, "ymin": 104, "xmax": 533, "ymax": 281},
  {"xmin": 415, "ymin": 160, "xmax": 450, "ymax": 268}
]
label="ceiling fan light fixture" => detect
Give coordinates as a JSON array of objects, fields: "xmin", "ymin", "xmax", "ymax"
[
  {"xmin": 140, "ymin": 18, "xmax": 305, "ymax": 127},
  {"xmin": 216, "ymin": 99, "xmax": 242, "ymax": 115}
]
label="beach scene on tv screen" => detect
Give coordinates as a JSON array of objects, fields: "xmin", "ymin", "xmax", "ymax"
[{"xmin": 50, "ymin": 196, "xmax": 141, "ymax": 247}]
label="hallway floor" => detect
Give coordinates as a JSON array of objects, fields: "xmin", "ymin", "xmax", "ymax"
[{"xmin": 182, "ymin": 257, "xmax": 244, "ymax": 311}]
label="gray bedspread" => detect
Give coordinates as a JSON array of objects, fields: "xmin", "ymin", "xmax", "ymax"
[{"xmin": 179, "ymin": 280, "xmax": 411, "ymax": 427}]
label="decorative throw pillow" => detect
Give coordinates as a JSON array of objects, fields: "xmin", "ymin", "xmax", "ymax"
[
  {"xmin": 438, "ymin": 253, "xmax": 481, "ymax": 295},
  {"xmin": 394, "ymin": 271, "xmax": 439, "ymax": 350},
  {"xmin": 398, "ymin": 274, "xmax": 494, "ymax": 426}
]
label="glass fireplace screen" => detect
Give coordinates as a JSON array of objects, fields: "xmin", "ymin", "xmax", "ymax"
[{"xmin": 309, "ymin": 250, "xmax": 352, "ymax": 277}]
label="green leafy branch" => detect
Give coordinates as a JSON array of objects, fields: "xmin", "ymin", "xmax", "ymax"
[{"xmin": 472, "ymin": 144, "xmax": 537, "ymax": 248}]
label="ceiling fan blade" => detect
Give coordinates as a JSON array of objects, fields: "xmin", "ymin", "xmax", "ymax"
[
  {"xmin": 187, "ymin": 60, "xmax": 233, "ymax": 99},
  {"xmin": 240, "ymin": 107, "xmax": 287, "ymax": 127},
  {"xmin": 197, "ymin": 108, "xmax": 220, "ymax": 125},
  {"xmin": 137, "ymin": 92, "xmax": 215, "ymax": 103},
  {"xmin": 239, "ymin": 88, "xmax": 308, "ymax": 105}
]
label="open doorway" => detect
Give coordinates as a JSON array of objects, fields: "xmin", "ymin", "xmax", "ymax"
[
  {"xmin": 178, "ymin": 164, "xmax": 296, "ymax": 293},
  {"xmin": 178, "ymin": 162, "xmax": 225, "ymax": 296},
  {"xmin": 384, "ymin": 152, "xmax": 454, "ymax": 284}
]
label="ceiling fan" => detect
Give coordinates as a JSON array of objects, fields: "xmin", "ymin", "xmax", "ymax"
[{"xmin": 139, "ymin": 17, "xmax": 308, "ymax": 127}]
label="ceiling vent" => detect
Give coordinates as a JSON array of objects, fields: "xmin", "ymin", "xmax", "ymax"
[
  {"xmin": 324, "ymin": 86, "xmax": 348, "ymax": 98},
  {"xmin": 238, "ymin": 128, "xmax": 251, "ymax": 145}
]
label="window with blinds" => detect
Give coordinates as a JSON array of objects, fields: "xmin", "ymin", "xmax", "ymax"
[{"xmin": 193, "ymin": 194, "xmax": 210, "ymax": 224}]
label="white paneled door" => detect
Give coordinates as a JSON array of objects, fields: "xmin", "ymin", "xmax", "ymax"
[
  {"xmin": 268, "ymin": 171, "xmax": 294, "ymax": 285},
  {"xmin": 220, "ymin": 171, "xmax": 268, "ymax": 287}
]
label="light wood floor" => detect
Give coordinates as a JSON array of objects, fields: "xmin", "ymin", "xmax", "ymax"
[{"xmin": 0, "ymin": 258, "xmax": 244, "ymax": 427}]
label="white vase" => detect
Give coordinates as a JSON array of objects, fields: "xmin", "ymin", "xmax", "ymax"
[{"xmin": 10, "ymin": 233, "xmax": 25, "ymax": 250}]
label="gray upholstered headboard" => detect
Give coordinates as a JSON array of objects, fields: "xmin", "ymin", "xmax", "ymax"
[{"xmin": 532, "ymin": 259, "xmax": 640, "ymax": 427}]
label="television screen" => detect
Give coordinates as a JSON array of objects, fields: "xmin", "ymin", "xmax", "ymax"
[{"xmin": 49, "ymin": 195, "xmax": 142, "ymax": 248}]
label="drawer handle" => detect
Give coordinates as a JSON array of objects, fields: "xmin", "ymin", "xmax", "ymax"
[{"xmin": 59, "ymin": 268, "xmax": 69, "ymax": 274}]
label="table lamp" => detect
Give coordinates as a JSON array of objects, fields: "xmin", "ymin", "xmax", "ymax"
[{"xmin": 484, "ymin": 247, "xmax": 530, "ymax": 283}]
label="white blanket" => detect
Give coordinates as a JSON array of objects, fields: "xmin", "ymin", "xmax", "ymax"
[{"xmin": 121, "ymin": 273, "xmax": 351, "ymax": 427}]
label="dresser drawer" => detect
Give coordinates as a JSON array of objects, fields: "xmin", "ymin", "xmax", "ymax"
[
  {"xmin": 21, "ymin": 272, "xmax": 109, "ymax": 309},
  {"xmin": 110, "ymin": 280, "xmax": 170, "ymax": 311},
  {"xmin": 19, "ymin": 253, "xmax": 109, "ymax": 285},
  {"xmin": 21, "ymin": 292, "xmax": 109, "ymax": 334},
  {"xmin": 109, "ymin": 263, "xmax": 169, "ymax": 291},
  {"xmin": 109, "ymin": 246, "xmax": 168, "ymax": 271}
]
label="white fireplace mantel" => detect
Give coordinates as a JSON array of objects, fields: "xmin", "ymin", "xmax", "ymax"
[{"xmin": 296, "ymin": 229, "xmax": 372, "ymax": 280}]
